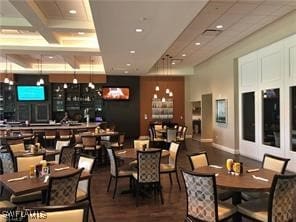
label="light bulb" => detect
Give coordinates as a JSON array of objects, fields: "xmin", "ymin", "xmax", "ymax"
[
  {"xmin": 36, "ymin": 81, "xmax": 40, "ymax": 86},
  {"xmin": 9, "ymin": 80, "xmax": 13, "ymax": 85},
  {"xmin": 73, "ymin": 78, "xmax": 78, "ymax": 84},
  {"xmin": 63, "ymin": 83, "xmax": 68, "ymax": 89},
  {"xmin": 155, "ymin": 86, "xmax": 160, "ymax": 91},
  {"xmin": 91, "ymin": 83, "xmax": 95, "ymax": 89},
  {"xmin": 153, "ymin": 94, "xmax": 157, "ymax": 99},
  {"xmin": 88, "ymin": 82, "xmax": 92, "ymax": 87},
  {"xmin": 161, "ymin": 97, "xmax": 166, "ymax": 102},
  {"xmin": 169, "ymin": 91, "xmax": 173, "ymax": 97},
  {"xmin": 4, "ymin": 77, "xmax": 9, "ymax": 84},
  {"xmin": 39, "ymin": 78, "xmax": 44, "ymax": 85},
  {"xmin": 166, "ymin": 88, "xmax": 170, "ymax": 94}
]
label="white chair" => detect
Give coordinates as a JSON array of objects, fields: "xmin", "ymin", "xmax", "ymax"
[
  {"xmin": 160, "ymin": 142, "xmax": 181, "ymax": 190},
  {"xmin": 76, "ymin": 155, "xmax": 96, "ymax": 222},
  {"xmin": 133, "ymin": 140, "xmax": 149, "ymax": 151},
  {"xmin": 54, "ymin": 140, "xmax": 71, "ymax": 163}
]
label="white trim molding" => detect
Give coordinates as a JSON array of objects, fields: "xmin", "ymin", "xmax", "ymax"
[{"xmin": 212, "ymin": 143, "xmax": 240, "ymax": 155}]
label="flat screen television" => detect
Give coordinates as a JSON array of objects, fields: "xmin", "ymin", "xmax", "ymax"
[
  {"xmin": 102, "ymin": 87, "xmax": 130, "ymax": 100},
  {"xmin": 17, "ymin": 86, "xmax": 46, "ymax": 101}
]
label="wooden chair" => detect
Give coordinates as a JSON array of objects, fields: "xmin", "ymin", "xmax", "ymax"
[
  {"xmin": 238, "ymin": 174, "xmax": 296, "ymax": 222},
  {"xmin": 177, "ymin": 126, "xmax": 187, "ymax": 149},
  {"xmin": 106, "ymin": 148, "xmax": 132, "ymax": 199},
  {"xmin": 187, "ymin": 152, "xmax": 233, "ymax": 201},
  {"xmin": 166, "ymin": 128, "xmax": 177, "ymax": 143},
  {"xmin": 43, "ymin": 129, "xmax": 57, "ymax": 148},
  {"xmin": 181, "ymin": 169, "xmax": 236, "ymax": 222},
  {"xmin": 58, "ymin": 129, "xmax": 73, "ymax": 140},
  {"xmin": 110, "ymin": 133, "xmax": 125, "ymax": 150},
  {"xmin": 46, "ymin": 168, "xmax": 83, "ymax": 206},
  {"xmin": 54, "ymin": 140, "xmax": 71, "ymax": 163},
  {"xmin": 26, "ymin": 201, "xmax": 89, "ymax": 222},
  {"xmin": 128, "ymin": 139, "xmax": 150, "ymax": 168},
  {"xmin": 59, "ymin": 146, "xmax": 76, "ymax": 167},
  {"xmin": 76, "ymin": 155, "xmax": 96, "ymax": 222},
  {"xmin": 81, "ymin": 135, "xmax": 102, "ymax": 167},
  {"xmin": 20, "ymin": 129, "xmax": 35, "ymax": 144},
  {"xmin": 242, "ymin": 153, "xmax": 290, "ymax": 201},
  {"xmin": 132, "ymin": 150, "xmax": 163, "ymax": 206},
  {"xmin": 160, "ymin": 142, "xmax": 181, "ymax": 190}
]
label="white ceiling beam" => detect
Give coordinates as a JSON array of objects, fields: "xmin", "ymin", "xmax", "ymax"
[
  {"xmin": 0, "ymin": 17, "xmax": 33, "ymax": 30},
  {"xmin": 6, "ymin": 54, "xmax": 32, "ymax": 68},
  {"xmin": 0, "ymin": 45, "xmax": 100, "ymax": 56},
  {"xmin": 63, "ymin": 56, "xmax": 80, "ymax": 69},
  {"xmin": 8, "ymin": 0, "xmax": 59, "ymax": 44},
  {"xmin": 47, "ymin": 20, "xmax": 95, "ymax": 33}
]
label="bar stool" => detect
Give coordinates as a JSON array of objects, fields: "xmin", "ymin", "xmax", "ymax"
[{"xmin": 43, "ymin": 129, "xmax": 57, "ymax": 148}]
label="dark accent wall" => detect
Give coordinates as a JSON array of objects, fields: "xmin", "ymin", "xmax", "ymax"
[{"xmin": 102, "ymin": 76, "xmax": 140, "ymax": 138}]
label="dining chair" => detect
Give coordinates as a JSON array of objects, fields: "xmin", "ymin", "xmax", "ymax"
[
  {"xmin": 81, "ymin": 135, "xmax": 102, "ymax": 167},
  {"xmin": 46, "ymin": 168, "xmax": 83, "ymax": 206},
  {"xmin": 187, "ymin": 152, "xmax": 233, "ymax": 201},
  {"xmin": 58, "ymin": 129, "xmax": 73, "ymax": 140},
  {"xmin": 110, "ymin": 133, "xmax": 125, "ymax": 150},
  {"xmin": 54, "ymin": 139, "xmax": 71, "ymax": 163},
  {"xmin": 132, "ymin": 149, "xmax": 163, "ymax": 206},
  {"xmin": 10, "ymin": 154, "xmax": 45, "ymax": 204},
  {"xmin": 106, "ymin": 148, "xmax": 132, "ymax": 199},
  {"xmin": 76, "ymin": 155, "xmax": 96, "ymax": 222},
  {"xmin": 43, "ymin": 129, "xmax": 57, "ymax": 148},
  {"xmin": 128, "ymin": 139, "xmax": 150, "ymax": 168},
  {"xmin": 177, "ymin": 126, "xmax": 187, "ymax": 149},
  {"xmin": 59, "ymin": 146, "xmax": 76, "ymax": 167},
  {"xmin": 242, "ymin": 153, "xmax": 290, "ymax": 201},
  {"xmin": 166, "ymin": 128, "xmax": 177, "ymax": 143},
  {"xmin": 20, "ymin": 129, "xmax": 35, "ymax": 145},
  {"xmin": 74, "ymin": 133, "xmax": 83, "ymax": 150},
  {"xmin": 181, "ymin": 169, "xmax": 236, "ymax": 222},
  {"xmin": 237, "ymin": 174, "xmax": 296, "ymax": 222},
  {"xmin": 160, "ymin": 142, "xmax": 181, "ymax": 190},
  {"xmin": 26, "ymin": 201, "xmax": 89, "ymax": 222},
  {"xmin": 8, "ymin": 143, "xmax": 26, "ymax": 169}
]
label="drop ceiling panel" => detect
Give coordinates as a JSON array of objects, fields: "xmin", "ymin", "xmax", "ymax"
[
  {"xmin": 56, "ymin": 0, "xmax": 88, "ymax": 21},
  {"xmin": 34, "ymin": 0, "xmax": 62, "ymax": 19},
  {"xmin": 0, "ymin": 0, "xmax": 24, "ymax": 17}
]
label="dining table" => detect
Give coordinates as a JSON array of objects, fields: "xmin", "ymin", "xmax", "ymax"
[
  {"xmin": 0, "ymin": 164, "xmax": 90, "ymax": 196},
  {"xmin": 115, "ymin": 148, "xmax": 170, "ymax": 159}
]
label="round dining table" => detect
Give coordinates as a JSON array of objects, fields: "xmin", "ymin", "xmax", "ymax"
[
  {"xmin": 115, "ymin": 148, "xmax": 170, "ymax": 159},
  {"xmin": 194, "ymin": 165, "xmax": 277, "ymax": 221}
]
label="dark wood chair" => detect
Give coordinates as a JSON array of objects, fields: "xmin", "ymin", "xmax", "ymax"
[
  {"xmin": 181, "ymin": 169, "xmax": 236, "ymax": 222},
  {"xmin": 46, "ymin": 168, "xmax": 83, "ymax": 206},
  {"xmin": 132, "ymin": 149, "xmax": 163, "ymax": 206},
  {"xmin": 59, "ymin": 146, "xmax": 76, "ymax": 167},
  {"xmin": 81, "ymin": 135, "xmax": 102, "ymax": 167},
  {"xmin": 58, "ymin": 129, "xmax": 73, "ymax": 140},
  {"xmin": 106, "ymin": 148, "xmax": 132, "ymax": 199},
  {"xmin": 43, "ymin": 129, "xmax": 57, "ymax": 148}
]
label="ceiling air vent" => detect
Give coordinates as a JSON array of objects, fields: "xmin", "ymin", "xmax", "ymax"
[{"xmin": 202, "ymin": 29, "xmax": 222, "ymax": 37}]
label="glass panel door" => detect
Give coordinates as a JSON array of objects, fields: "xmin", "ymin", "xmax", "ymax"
[{"xmin": 242, "ymin": 92, "xmax": 255, "ymax": 142}]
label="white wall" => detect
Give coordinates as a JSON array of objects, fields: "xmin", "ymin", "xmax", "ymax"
[{"xmin": 185, "ymin": 11, "xmax": 296, "ymax": 152}]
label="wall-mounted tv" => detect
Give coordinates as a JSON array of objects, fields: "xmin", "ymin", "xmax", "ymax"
[
  {"xmin": 16, "ymin": 86, "xmax": 46, "ymax": 101},
  {"xmin": 102, "ymin": 87, "xmax": 130, "ymax": 100}
]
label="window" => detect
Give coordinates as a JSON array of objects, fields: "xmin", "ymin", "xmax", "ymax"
[
  {"xmin": 262, "ymin": 88, "xmax": 280, "ymax": 147},
  {"xmin": 290, "ymin": 87, "xmax": 296, "ymax": 152},
  {"xmin": 242, "ymin": 92, "xmax": 255, "ymax": 142}
]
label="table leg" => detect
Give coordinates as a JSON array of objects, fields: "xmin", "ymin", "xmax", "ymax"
[{"xmin": 232, "ymin": 191, "xmax": 242, "ymax": 222}]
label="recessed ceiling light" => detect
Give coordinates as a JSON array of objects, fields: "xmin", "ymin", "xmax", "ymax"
[
  {"xmin": 195, "ymin": 42, "xmax": 201, "ymax": 46},
  {"xmin": 182, "ymin": 54, "xmax": 186, "ymax": 57},
  {"xmin": 78, "ymin": 32, "xmax": 85, "ymax": 35},
  {"xmin": 48, "ymin": 56, "xmax": 53, "ymax": 59},
  {"xmin": 216, "ymin": 25, "xmax": 223, "ymax": 29},
  {"xmin": 124, "ymin": 71, "xmax": 128, "ymax": 74},
  {"xmin": 135, "ymin": 28, "xmax": 143, "ymax": 32},
  {"xmin": 129, "ymin": 50, "xmax": 136, "ymax": 54},
  {"xmin": 126, "ymin": 63, "xmax": 131, "ymax": 66},
  {"xmin": 69, "ymin": 10, "xmax": 77, "ymax": 14},
  {"xmin": 172, "ymin": 62, "xmax": 175, "ymax": 65}
]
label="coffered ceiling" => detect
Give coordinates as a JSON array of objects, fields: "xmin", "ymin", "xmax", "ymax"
[{"xmin": 0, "ymin": 0, "xmax": 295, "ymax": 76}]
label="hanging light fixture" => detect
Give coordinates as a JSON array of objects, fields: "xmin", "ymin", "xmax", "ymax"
[
  {"xmin": 39, "ymin": 55, "xmax": 44, "ymax": 85},
  {"xmin": 63, "ymin": 59, "xmax": 67, "ymax": 89},
  {"xmin": 161, "ymin": 97, "xmax": 166, "ymax": 102},
  {"xmin": 155, "ymin": 62, "xmax": 160, "ymax": 91},
  {"xmin": 4, "ymin": 56, "xmax": 10, "ymax": 84},
  {"xmin": 72, "ymin": 56, "xmax": 78, "ymax": 84},
  {"xmin": 88, "ymin": 57, "xmax": 95, "ymax": 89},
  {"xmin": 165, "ymin": 54, "xmax": 170, "ymax": 95},
  {"xmin": 153, "ymin": 94, "xmax": 158, "ymax": 99}
]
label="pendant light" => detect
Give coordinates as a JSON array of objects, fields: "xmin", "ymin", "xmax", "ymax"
[
  {"xmin": 88, "ymin": 57, "xmax": 95, "ymax": 89},
  {"xmin": 4, "ymin": 56, "xmax": 9, "ymax": 84},
  {"xmin": 72, "ymin": 56, "xmax": 78, "ymax": 84},
  {"xmin": 155, "ymin": 62, "xmax": 160, "ymax": 91},
  {"xmin": 165, "ymin": 54, "xmax": 170, "ymax": 94},
  {"xmin": 63, "ymin": 59, "xmax": 67, "ymax": 89},
  {"xmin": 161, "ymin": 97, "xmax": 166, "ymax": 102},
  {"xmin": 39, "ymin": 55, "xmax": 44, "ymax": 85},
  {"xmin": 153, "ymin": 94, "xmax": 158, "ymax": 99}
]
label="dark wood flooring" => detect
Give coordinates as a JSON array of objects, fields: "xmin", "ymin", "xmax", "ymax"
[{"xmin": 3, "ymin": 139, "xmax": 261, "ymax": 221}]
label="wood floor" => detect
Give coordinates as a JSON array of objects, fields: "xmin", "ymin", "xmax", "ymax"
[
  {"xmin": 88, "ymin": 139, "xmax": 260, "ymax": 222},
  {"xmin": 2, "ymin": 139, "xmax": 260, "ymax": 221}
]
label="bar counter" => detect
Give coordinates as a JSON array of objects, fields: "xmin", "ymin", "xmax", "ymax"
[{"xmin": 0, "ymin": 122, "xmax": 99, "ymax": 133}]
